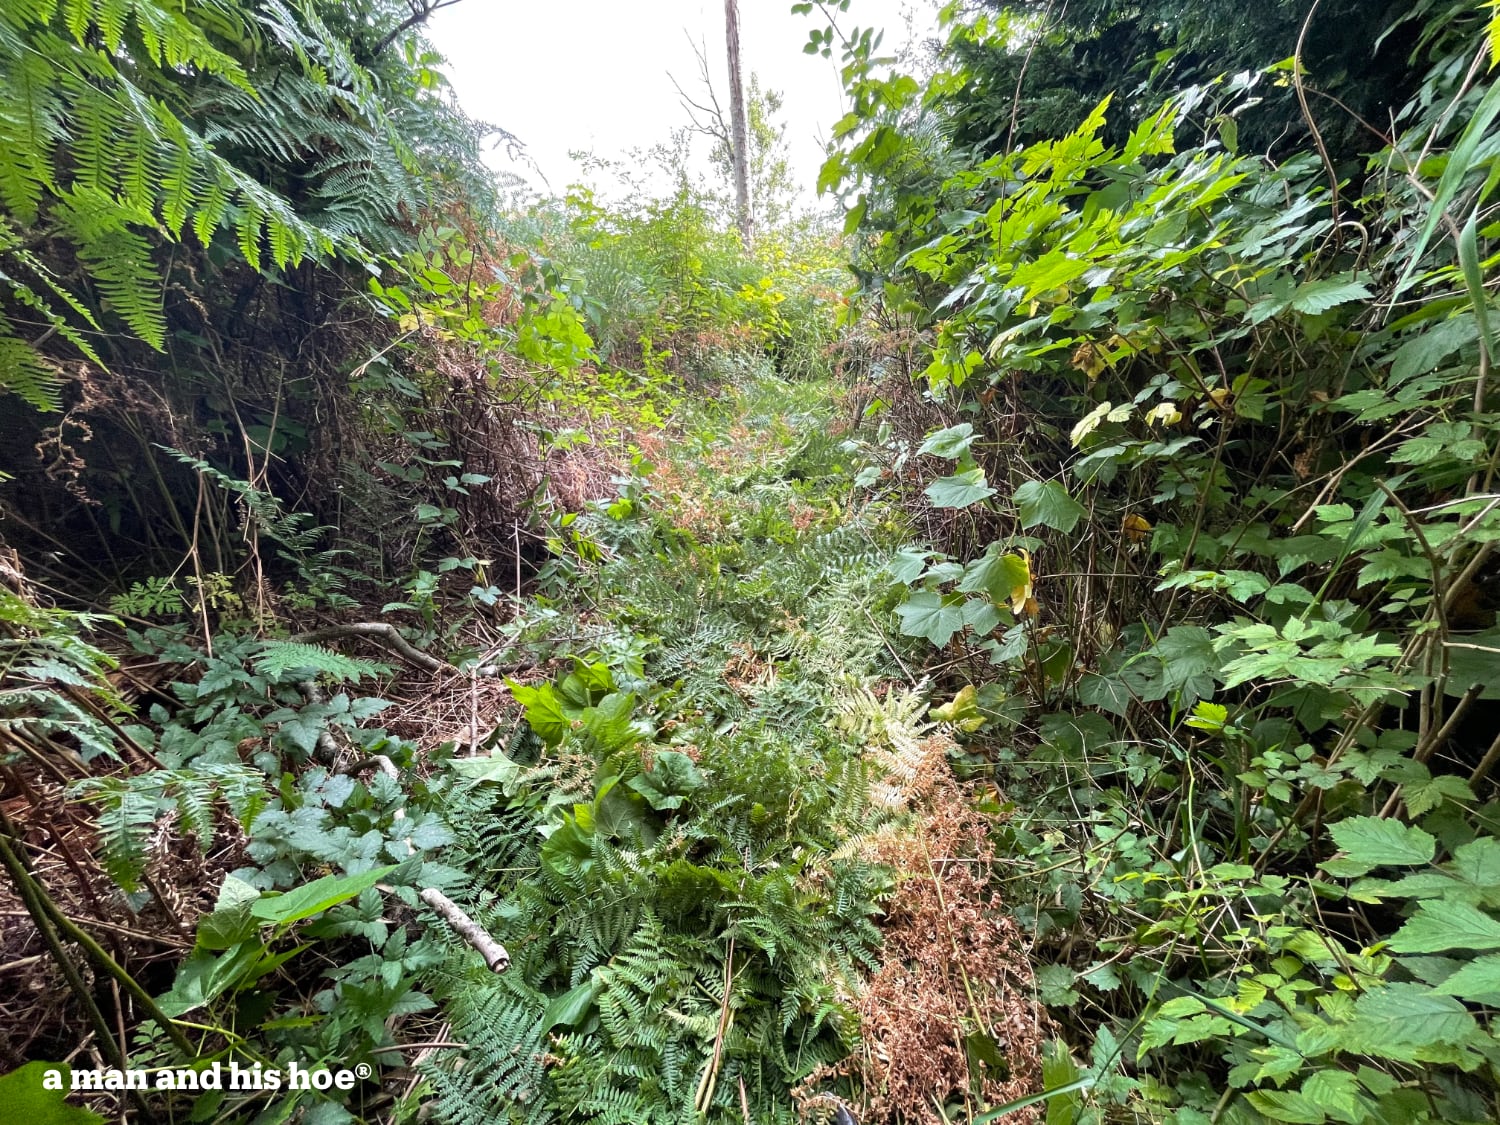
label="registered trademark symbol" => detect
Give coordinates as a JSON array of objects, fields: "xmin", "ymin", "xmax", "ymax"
[{"xmin": 354, "ymin": 1063, "xmax": 371, "ymax": 1080}]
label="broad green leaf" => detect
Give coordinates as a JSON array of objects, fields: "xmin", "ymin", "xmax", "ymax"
[
  {"xmin": 157, "ymin": 942, "xmax": 260, "ymax": 1016},
  {"xmin": 1340, "ymin": 982, "xmax": 1478, "ymax": 1050},
  {"xmin": 919, "ymin": 422, "xmax": 977, "ymax": 459},
  {"xmin": 1452, "ymin": 836, "xmax": 1500, "ymax": 893},
  {"xmin": 1014, "ymin": 480, "xmax": 1087, "ymax": 533},
  {"xmin": 0, "ymin": 1063, "xmax": 106, "ymax": 1124},
  {"xmin": 250, "ymin": 865, "xmax": 397, "ymax": 927},
  {"xmin": 1389, "ymin": 900, "xmax": 1500, "ymax": 953},
  {"xmin": 626, "ymin": 750, "xmax": 704, "ymax": 811},
  {"xmin": 581, "ymin": 692, "xmax": 640, "ymax": 752},
  {"xmin": 926, "ymin": 468, "xmax": 995, "ymax": 509},
  {"xmin": 1290, "ymin": 279, "xmax": 1372, "ymax": 315},
  {"xmin": 197, "ymin": 873, "xmax": 261, "ymax": 950},
  {"xmin": 450, "ymin": 751, "xmax": 526, "ymax": 792},
  {"xmin": 1443, "ymin": 627, "xmax": 1500, "ymax": 700},
  {"xmin": 887, "ymin": 547, "xmax": 931, "ymax": 584},
  {"xmin": 895, "ymin": 590, "xmax": 968, "ymax": 647},
  {"xmin": 509, "ymin": 680, "xmax": 570, "ymax": 746},
  {"xmin": 958, "ymin": 545, "xmax": 1031, "ymax": 603},
  {"xmin": 1327, "ymin": 816, "xmax": 1435, "ymax": 870},
  {"xmin": 930, "ymin": 684, "xmax": 985, "ymax": 730},
  {"xmin": 540, "ymin": 978, "xmax": 600, "ymax": 1032},
  {"xmin": 1244, "ymin": 1089, "xmax": 1326, "ymax": 1124},
  {"xmin": 1299, "ymin": 1070, "xmax": 1361, "ymax": 1124},
  {"xmin": 1388, "ymin": 316, "xmax": 1478, "ymax": 383},
  {"xmin": 1433, "ymin": 952, "xmax": 1500, "ymax": 1002}
]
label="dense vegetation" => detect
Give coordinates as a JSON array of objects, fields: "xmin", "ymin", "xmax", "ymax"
[{"xmin": 2, "ymin": 1, "xmax": 1499, "ymax": 1124}]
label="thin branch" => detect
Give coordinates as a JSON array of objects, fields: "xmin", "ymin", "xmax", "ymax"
[
  {"xmin": 370, "ymin": 0, "xmax": 466, "ymax": 59},
  {"xmin": 419, "ymin": 888, "xmax": 509, "ymax": 972}
]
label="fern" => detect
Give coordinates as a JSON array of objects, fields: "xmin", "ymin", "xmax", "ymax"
[
  {"xmin": 71, "ymin": 764, "xmax": 269, "ymax": 892},
  {"xmin": 251, "ymin": 641, "xmax": 388, "ymax": 683},
  {"xmin": 0, "ymin": 0, "xmax": 497, "ymax": 408}
]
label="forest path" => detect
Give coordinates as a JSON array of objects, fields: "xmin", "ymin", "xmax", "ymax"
[{"xmin": 419, "ymin": 367, "xmax": 1049, "ymax": 1123}]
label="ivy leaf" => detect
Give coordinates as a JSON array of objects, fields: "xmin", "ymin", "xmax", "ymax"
[
  {"xmin": 918, "ymin": 423, "xmax": 977, "ymax": 459},
  {"xmin": 895, "ymin": 590, "xmax": 968, "ymax": 647},
  {"xmin": 1014, "ymin": 479, "xmax": 1087, "ymax": 533},
  {"xmin": 1327, "ymin": 816, "xmax": 1435, "ymax": 873},
  {"xmin": 1389, "ymin": 901, "xmax": 1500, "ymax": 953},
  {"xmin": 926, "ymin": 468, "xmax": 995, "ymax": 509}
]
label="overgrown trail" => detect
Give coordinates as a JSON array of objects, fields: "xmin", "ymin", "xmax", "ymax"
[{"xmin": 419, "ymin": 369, "xmax": 1048, "ymax": 1124}]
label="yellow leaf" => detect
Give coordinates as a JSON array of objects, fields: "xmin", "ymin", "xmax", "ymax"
[
  {"xmin": 1144, "ymin": 402, "xmax": 1182, "ymax": 426},
  {"xmin": 1070, "ymin": 401, "xmax": 1112, "ymax": 446},
  {"xmin": 1010, "ymin": 548, "xmax": 1036, "ymax": 616},
  {"xmin": 1070, "ymin": 341, "xmax": 1107, "ymax": 379},
  {"xmin": 1122, "ymin": 513, "xmax": 1152, "ymax": 545}
]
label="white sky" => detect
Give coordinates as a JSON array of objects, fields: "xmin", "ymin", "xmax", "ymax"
[{"xmin": 426, "ymin": 0, "xmax": 937, "ymax": 205}]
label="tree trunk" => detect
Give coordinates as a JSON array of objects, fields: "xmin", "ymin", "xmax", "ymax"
[{"xmin": 724, "ymin": 0, "xmax": 752, "ymax": 245}]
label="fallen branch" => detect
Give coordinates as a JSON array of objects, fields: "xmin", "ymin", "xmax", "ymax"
[
  {"xmin": 290, "ymin": 622, "xmax": 532, "ymax": 679},
  {"xmin": 292, "ymin": 623, "xmax": 454, "ymax": 674},
  {"xmin": 419, "ymin": 888, "xmax": 509, "ymax": 972}
]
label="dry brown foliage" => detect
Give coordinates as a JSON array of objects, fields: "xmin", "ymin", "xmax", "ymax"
[{"xmin": 800, "ymin": 710, "xmax": 1047, "ymax": 1125}]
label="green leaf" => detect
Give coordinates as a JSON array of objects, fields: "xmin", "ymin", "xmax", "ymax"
[
  {"xmin": 1290, "ymin": 279, "xmax": 1372, "ymax": 315},
  {"xmin": 1403, "ymin": 773, "xmax": 1474, "ymax": 817},
  {"xmin": 887, "ymin": 547, "xmax": 932, "ymax": 585},
  {"xmin": 157, "ymin": 942, "xmax": 260, "ymax": 1017},
  {"xmin": 449, "ymin": 751, "xmax": 526, "ymax": 793},
  {"xmin": 1389, "ymin": 901, "xmax": 1500, "ymax": 953},
  {"xmin": 1340, "ymin": 982, "xmax": 1478, "ymax": 1050},
  {"xmin": 1299, "ymin": 1070, "xmax": 1361, "ymax": 1125},
  {"xmin": 926, "ymin": 468, "xmax": 995, "ymax": 509},
  {"xmin": 1327, "ymin": 816, "xmax": 1435, "ymax": 872},
  {"xmin": 581, "ymin": 692, "xmax": 641, "ymax": 752},
  {"xmin": 958, "ymin": 545, "xmax": 1031, "ymax": 601},
  {"xmin": 0, "ymin": 1063, "xmax": 106, "ymax": 1124},
  {"xmin": 895, "ymin": 590, "xmax": 968, "ymax": 647},
  {"xmin": 1433, "ymin": 952, "xmax": 1500, "ymax": 1002},
  {"xmin": 509, "ymin": 681, "xmax": 570, "ymax": 746},
  {"xmin": 1388, "ymin": 316, "xmax": 1478, "ymax": 383},
  {"xmin": 1035, "ymin": 964, "xmax": 1079, "ymax": 1005},
  {"xmin": 918, "ymin": 423, "xmax": 977, "ymax": 459},
  {"xmin": 197, "ymin": 873, "xmax": 260, "ymax": 950},
  {"xmin": 1014, "ymin": 480, "xmax": 1087, "ymax": 533},
  {"xmin": 250, "ymin": 865, "xmax": 397, "ymax": 927},
  {"xmin": 626, "ymin": 750, "xmax": 705, "ymax": 811},
  {"xmin": 1244, "ymin": 1089, "xmax": 1326, "ymax": 1124},
  {"xmin": 540, "ymin": 978, "xmax": 600, "ymax": 1032}
]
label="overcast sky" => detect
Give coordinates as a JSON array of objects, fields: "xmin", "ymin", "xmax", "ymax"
[{"xmin": 426, "ymin": 0, "xmax": 936, "ymax": 205}]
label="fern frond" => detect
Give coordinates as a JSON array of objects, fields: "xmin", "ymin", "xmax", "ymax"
[
  {"xmin": 0, "ymin": 328, "xmax": 65, "ymax": 411},
  {"xmin": 251, "ymin": 641, "xmax": 388, "ymax": 683}
]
